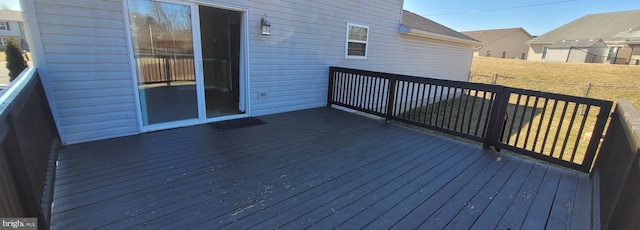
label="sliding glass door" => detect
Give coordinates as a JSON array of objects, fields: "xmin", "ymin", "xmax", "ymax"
[
  {"xmin": 198, "ymin": 6, "xmax": 243, "ymax": 118},
  {"xmin": 128, "ymin": 0, "xmax": 198, "ymax": 125},
  {"xmin": 127, "ymin": 0, "xmax": 244, "ymax": 129}
]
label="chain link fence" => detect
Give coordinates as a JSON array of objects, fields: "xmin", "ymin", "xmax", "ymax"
[{"xmin": 470, "ymin": 74, "xmax": 640, "ymax": 107}]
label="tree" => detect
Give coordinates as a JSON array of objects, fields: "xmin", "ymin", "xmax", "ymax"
[{"xmin": 5, "ymin": 39, "xmax": 27, "ymax": 82}]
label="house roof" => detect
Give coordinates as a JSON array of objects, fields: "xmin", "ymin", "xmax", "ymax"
[
  {"xmin": 547, "ymin": 39, "xmax": 607, "ymax": 48},
  {"xmin": 461, "ymin": 28, "xmax": 532, "ymax": 43},
  {"xmin": 528, "ymin": 10, "xmax": 640, "ymax": 44},
  {"xmin": 0, "ymin": 10, "xmax": 23, "ymax": 22},
  {"xmin": 400, "ymin": 10, "xmax": 481, "ymax": 46}
]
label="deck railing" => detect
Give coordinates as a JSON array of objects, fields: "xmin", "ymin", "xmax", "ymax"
[
  {"xmin": 594, "ymin": 100, "xmax": 640, "ymax": 230},
  {"xmin": 134, "ymin": 54, "xmax": 195, "ymax": 85},
  {"xmin": 0, "ymin": 68, "xmax": 59, "ymax": 229},
  {"xmin": 328, "ymin": 67, "xmax": 612, "ymax": 172}
]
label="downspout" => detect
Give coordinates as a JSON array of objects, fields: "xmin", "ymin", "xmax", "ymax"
[{"xmin": 566, "ymin": 46, "xmax": 572, "ymax": 62}]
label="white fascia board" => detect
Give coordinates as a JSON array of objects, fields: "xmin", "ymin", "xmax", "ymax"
[
  {"xmin": 399, "ymin": 25, "xmax": 482, "ymax": 47},
  {"xmin": 526, "ymin": 41, "xmax": 555, "ymax": 45}
]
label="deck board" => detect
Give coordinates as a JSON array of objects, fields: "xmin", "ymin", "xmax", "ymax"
[
  {"xmin": 468, "ymin": 155, "xmax": 536, "ymax": 230},
  {"xmin": 239, "ymin": 136, "xmax": 445, "ymax": 229},
  {"xmin": 494, "ymin": 161, "xmax": 548, "ymax": 229},
  {"xmin": 443, "ymin": 155, "xmax": 523, "ymax": 230},
  {"xmin": 50, "ymin": 107, "xmax": 594, "ymax": 229},
  {"xmin": 283, "ymin": 139, "xmax": 463, "ymax": 229},
  {"xmin": 418, "ymin": 153, "xmax": 514, "ymax": 229},
  {"xmin": 522, "ymin": 166, "xmax": 563, "ymax": 230}
]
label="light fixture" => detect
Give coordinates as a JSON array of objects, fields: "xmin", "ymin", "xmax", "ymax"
[{"xmin": 261, "ymin": 14, "xmax": 271, "ymax": 35}]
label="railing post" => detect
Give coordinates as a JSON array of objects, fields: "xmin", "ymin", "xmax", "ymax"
[
  {"xmin": 580, "ymin": 82, "xmax": 592, "ymax": 115},
  {"xmin": 385, "ymin": 75, "xmax": 397, "ymax": 122},
  {"xmin": 327, "ymin": 67, "xmax": 335, "ymax": 107},
  {"xmin": 164, "ymin": 57, "xmax": 171, "ymax": 86},
  {"xmin": 483, "ymin": 86, "xmax": 509, "ymax": 150}
]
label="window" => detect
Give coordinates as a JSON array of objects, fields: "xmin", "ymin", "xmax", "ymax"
[
  {"xmin": 485, "ymin": 50, "xmax": 491, "ymax": 57},
  {"xmin": 520, "ymin": 52, "xmax": 526, "ymax": 60},
  {"xmin": 346, "ymin": 23, "xmax": 369, "ymax": 58},
  {"xmin": 0, "ymin": 37, "xmax": 6, "ymax": 46},
  {"xmin": 0, "ymin": 21, "xmax": 8, "ymax": 31},
  {"xmin": 541, "ymin": 46, "xmax": 548, "ymax": 59},
  {"xmin": 606, "ymin": 47, "xmax": 619, "ymax": 61},
  {"xmin": 501, "ymin": 50, "xmax": 507, "ymax": 58}
]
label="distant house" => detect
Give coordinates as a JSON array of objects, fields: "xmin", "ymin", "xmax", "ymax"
[
  {"xmin": 0, "ymin": 9, "xmax": 28, "ymax": 51},
  {"xmin": 462, "ymin": 28, "xmax": 533, "ymax": 59},
  {"xmin": 527, "ymin": 10, "xmax": 640, "ymax": 65},
  {"xmin": 20, "ymin": 1, "xmax": 480, "ymax": 144},
  {"xmin": 544, "ymin": 39, "xmax": 608, "ymax": 63}
]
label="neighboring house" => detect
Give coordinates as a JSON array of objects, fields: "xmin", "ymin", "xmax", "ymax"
[
  {"xmin": 462, "ymin": 27, "xmax": 533, "ymax": 59},
  {"xmin": 527, "ymin": 10, "xmax": 640, "ymax": 65},
  {"xmin": 544, "ymin": 39, "xmax": 608, "ymax": 63},
  {"xmin": 20, "ymin": 1, "xmax": 480, "ymax": 144},
  {"xmin": 0, "ymin": 9, "xmax": 28, "ymax": 51}
]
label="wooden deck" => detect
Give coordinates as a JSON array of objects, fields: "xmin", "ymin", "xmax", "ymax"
[{"xmin": 50, "ymin": 107, "xmax": 594, "ymax": 229}]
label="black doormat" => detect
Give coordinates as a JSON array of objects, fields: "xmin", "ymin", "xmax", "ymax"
[{"xmin": 211, "ymin": 117, "xmax": 267, "ymax": 131}]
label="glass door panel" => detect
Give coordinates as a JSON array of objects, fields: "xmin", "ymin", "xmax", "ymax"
[
  {"xmin": 198, "ymin": 6, "xmax": 243, "ymax": 118},
  {"xmin": 128, "ymin": 0, "xmax": 198, "ymax": 125}
]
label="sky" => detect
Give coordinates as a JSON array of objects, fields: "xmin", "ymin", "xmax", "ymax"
[
  {"xmin": 0, "ymin": 0, "xmax": 19, "ymax": 11},
  {"xmin": 403, "ymin": 0, "xmax": 639, "ymax": 36}
]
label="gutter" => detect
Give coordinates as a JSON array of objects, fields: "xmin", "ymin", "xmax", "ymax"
[{"xmin": 399, "ymin": 24, "xmax": 482, "ymax": 48}]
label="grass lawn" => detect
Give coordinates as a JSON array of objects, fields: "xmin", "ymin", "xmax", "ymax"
[
  {"xmin": 0, "ymin": 52, "xmax": 5, "ymax": 62},
  {"xmin": 470, "ymin": 56, "xmax": 640, "ymax": 107}
]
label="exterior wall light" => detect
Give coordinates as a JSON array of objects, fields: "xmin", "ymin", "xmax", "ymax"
[{"xmin": 261, "ymin": 14, "xmax": 271, "ymax": 35}]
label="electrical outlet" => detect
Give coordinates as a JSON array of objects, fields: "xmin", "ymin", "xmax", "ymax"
[{"xmin": 258, "ymin": 91, "xmax": 267, "ymax": 99}]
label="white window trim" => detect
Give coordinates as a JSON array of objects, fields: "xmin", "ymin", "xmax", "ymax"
[
  {"xmin": 501, "ymin": 50, "xmax": 507, "ymax": 58},
  {"xmin": 345, "ymin": 23, "xmax": 369, "ymax": 59},
  {"xmin": 0, "ymin": 37, "xmax": 6, "ymax": 46},
  {"xmin": 542, "ymin": 46, "xmax": 548, "ymax": 59},
  {"xmin": 485, "ymin": 49, "xmax": 491, "ymax": 57},
  {"xmin": 520, "ymin": 51, "xmax": 526, "ymax": 59},
  {"xmin": 0, "ymin": 21, "xmax": 7, "ymax": 31}
]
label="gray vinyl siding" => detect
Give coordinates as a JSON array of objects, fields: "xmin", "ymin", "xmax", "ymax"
[
  {"xmin": 0, "ymin": 21, "xmax": 22, "ymax": 37},
  {"xmin": 30, "ymin": 0, "xmax": 475, "ymax": 144},
  {"xmin": 32, "ymin": 0, "xmax": 138, "ymax": 144},
  {"xmin": 240, "ymin": 0, "xmax": 474, "ymax": 116}
]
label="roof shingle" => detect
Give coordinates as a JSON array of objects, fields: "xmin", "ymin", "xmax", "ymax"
[
  {"xmin": 462, "ymin": 28, "xmax": 532, "ymax": 43},
  {"xmin": 401, "ymin": 10, "xmax": 479, "ymax": 43},
  {"xmin": 528, "ymin": 10, "xmax": 640, "ymax": 44}
]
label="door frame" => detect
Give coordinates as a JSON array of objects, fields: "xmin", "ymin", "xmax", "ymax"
[{"xmin": 123, "ymin": 0, "xmax": 250, "ymax": 133}]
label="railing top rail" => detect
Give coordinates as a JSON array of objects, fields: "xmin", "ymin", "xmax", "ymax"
[
  {"xmin": 0, "ymin": 67, "xmax": 37, "ymax": 120},
  {"xmin": 330, "ymin": 66, "xmax": 499, "ymax": 92}
]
